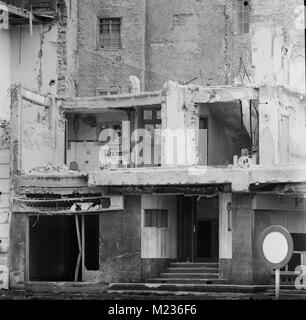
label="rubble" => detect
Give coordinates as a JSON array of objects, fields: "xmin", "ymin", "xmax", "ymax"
[{"xmin": 28, "ymin": 164, "xmax": 86, "ymax": 175}]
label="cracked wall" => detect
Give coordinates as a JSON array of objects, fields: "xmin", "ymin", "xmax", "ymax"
[{"xmin": 145, "ymin": 0, "xmax": 237, "ymax": 90}]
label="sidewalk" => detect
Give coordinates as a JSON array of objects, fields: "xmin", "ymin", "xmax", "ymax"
[{"xmin": 1, "ymin": 289, "xmax": 306, "ymax": 300}]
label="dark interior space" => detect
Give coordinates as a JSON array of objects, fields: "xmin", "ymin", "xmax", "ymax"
[
  {"xmin": 84, "ymin": 215, "xmax": 99, "ymax": 271},
  {"xmin": 287, "ymin": 233, "xmax": 306, "ymax": 270},
  {"xmin": 29, "ymin": 216, "xmax": 79, "ymax": 281},
  {"xmin": 177, "ymin": 196, "xmax": 219, "ymax": 262},
  {"xmin": 197, "ymin": 221, "xmax": 211, "ymax": 258},
  {"xmin": 197, "ymin": 220, "xmax": 219, "ymax": 260}
]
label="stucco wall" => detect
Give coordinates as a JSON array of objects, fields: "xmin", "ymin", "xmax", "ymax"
[
  {"xmin": 20, "ymin": 93, "xmax": 65, "ymax": 172},
  {"xmin": 10, "ymin": 25, "xmax": 58, "ymax": 95},
  {"xmin": 250, "ymin": 0, "xmax": 305, "ymax": 93},
  {"xmin": 99, "ymin": 195, "xmax": 141, "ymax": 283},
  {"xmin": 259, "ymin": 86, "xmax": 306, "ymax": 165},
  {"xmin": 0, "ymin": 31, "xmax": 11, "ymax": 121},
  {"xmin": 145, "ymin": 0, "xmax": 236, "ymax": 90},
  {"xmin": 77, "ymin": 0, "xmax": 146, "ymax": 96}
]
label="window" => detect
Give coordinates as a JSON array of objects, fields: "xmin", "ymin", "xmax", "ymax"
[
  {"xmin": 237, "ymin": 0, "xmax": 250, "ymax": 34},
  {"xmin": 144, "ymin": 209, "xmax": 168, "ymax": 228},
  {"xmin": 96, "ymin": 87, "xmax": 121, "ymax": 96},
  {"xmin": 99, "ymin": 18, "xmax": 121, "ymax": 49},
  {"xmin": 141, "ymin": 107, "xmax": 162, "ymax": 167}
]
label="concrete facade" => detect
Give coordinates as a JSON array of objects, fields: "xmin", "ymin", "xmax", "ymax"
[{"xmin": 1, "ymin": 0, "xmax": 305, "ymax": 293}]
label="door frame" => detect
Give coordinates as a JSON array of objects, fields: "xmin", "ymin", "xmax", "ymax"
[{"xmin": 177, "ymin": 196, "xmax": 219, "ymax": 263}]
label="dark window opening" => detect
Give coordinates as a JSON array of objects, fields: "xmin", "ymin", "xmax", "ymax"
[
  {"xmin": 144, "ymin": 209, "xmax": 168, "ymax": 228},
  {"xmin": 29, "ymin": 216, "xmax": 80, "ymax": 282},
  {"xmin": 284, "ymin": 233, "xmax": 306, "ymax": 271},
  {"xmin": 84, "ymin": 215, "xmax": 99, "ymax": 271},
  {"xmin": 99, "ymin": 18, "xmax": 121, "ymax": 50}
]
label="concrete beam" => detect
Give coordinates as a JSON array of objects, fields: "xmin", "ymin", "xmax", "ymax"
[
  {"xmin": 62, "ymin": 91, "xmax": 162, "ymax": 112},
  {"xmin": 88, "ymin": 167, "xmax": 250, "ymax": 192},
  {"xmin": 250, "ymin": 165, "xmax": 306, "ymax": 185},
  {"xmin": 193, "ymin": 86, "xmax": 259, "ymax": 103},
  {"xmin": 88, "ymin": 165, "xmax": 306, "ymax": 193}
]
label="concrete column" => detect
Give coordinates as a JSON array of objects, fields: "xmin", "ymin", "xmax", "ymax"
[
  {"xmin": 219, "ymin": 193, "xmax": 233, "ymax": 281},
  {"xmin": 231, "ymin": 193, "xmax": 254, "ymax": 285},
  {"xmin": 161, "ymin": 81, "xmax": 197, "ymax": 167},
  {"xmin": 258, "ymin": 86, "xmax": 279, "ymax": 165},
  {"xmin": 0, "ymin": 30, "xmax": 13, "ymax": 288}
]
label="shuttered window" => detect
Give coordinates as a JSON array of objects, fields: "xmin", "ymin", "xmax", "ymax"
[{"xmin": 237, "ymin": 0, "xmax": 250, "ymax": 34}]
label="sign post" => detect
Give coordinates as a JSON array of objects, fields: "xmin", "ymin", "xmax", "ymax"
[
  {"xmin": 275, "ymin": 268, "xmax": 280, "ymax": 299},
  {"xmin": 257, "ymin": 226, "xmax": 294, "ymax": 300}
]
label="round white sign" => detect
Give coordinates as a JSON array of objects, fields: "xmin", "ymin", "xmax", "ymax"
[{"xmin": 262, "ymin": 231, "xmax": 289, "ymax": 264}]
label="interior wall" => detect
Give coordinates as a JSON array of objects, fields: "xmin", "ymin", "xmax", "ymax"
[
  {"xmin": 198, "ymin": 105, "xmax": 234, "ymax": 165},
  {"xmin": 10, "ymin": 24, "xmax": 58, "ymax": 95},
  {"xmin": 66, "ymin": 111, "xmax": 128, "ymax": 170},
  {"xmin": 21, "ymin": 94, "xmax": 65, "ymax": 172},
  {"xmin": 141, "ymin": 195, "xmax": 177, "ymax": 259}
]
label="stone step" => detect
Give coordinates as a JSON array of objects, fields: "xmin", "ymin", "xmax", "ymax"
[
  {"xmin": 166, "ymin": 267, "xmax": 219, "ymax": 273},
  {"xmin": 170, "ymin": 262, "xmax": 219, "ymax": 268},
  {"xmin": 160, "ymin": 272, "xmax": 219, "ymax": 279},
  {"xmin": 108, "ymin": 283, "xmax": 270, "ymax": 294},
  {"xmin": 146, "ymin": 278, "xmax": 228, "ymax": 284}
]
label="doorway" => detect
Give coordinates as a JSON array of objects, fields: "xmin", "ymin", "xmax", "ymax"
[
  {"xmin": 177, "ymin": 196, "xmax": 219, "ymax": 262},
  {"xmin": 28, "ymin": 214, "xmax": 100, "ymax": 282},
  {"xmin": 29, "ymin": 216, "xmax": 79, "ymax": 281}
]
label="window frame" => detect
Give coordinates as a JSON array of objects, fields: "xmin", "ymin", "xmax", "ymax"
[
  {"xmin": 96, "ymin": 87, "xmax": 121, "ymax": 96},
  {"xmin": 237, "ymin": 0, "xmax": 250, "ymax": 35},
  {"xmin": 97, "ymin": 17, "xmax": 122, "ymax": 50}
]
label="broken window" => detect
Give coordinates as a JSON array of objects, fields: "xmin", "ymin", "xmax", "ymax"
[
  {"xmin": 98, "ymin": 18, "xmax": 121, "ymax": 50},
  {"xmin": 237, "ymin": 0, "xmax": 250, "ymax": 34},
  {"xmin": 144, "ymin": 209, "xmax": 168, "ymax": 228}
]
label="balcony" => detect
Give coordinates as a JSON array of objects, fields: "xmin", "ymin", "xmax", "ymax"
[
  {"xmin": 2, "ymin": 0, "xmax": 56, "ymax": 11},
  {"xmin": 1, "ymin": 0, "xmax": 56, "ymax": 25}
]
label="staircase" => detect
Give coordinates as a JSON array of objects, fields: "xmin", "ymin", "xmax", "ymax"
[
  {"xmin": 107, "ymin": 261, "xmax": 268, "ymax": 295},
  {"xmin": 146, "ymin": 262, "xmax": 226, "ymax": 285}
]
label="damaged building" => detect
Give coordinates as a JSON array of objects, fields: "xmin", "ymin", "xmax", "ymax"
[{"xmin": 0, "ymin": 0, "xmax": 306, "ymax": 294}]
